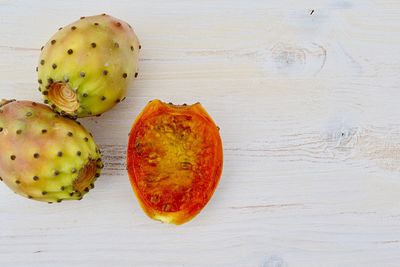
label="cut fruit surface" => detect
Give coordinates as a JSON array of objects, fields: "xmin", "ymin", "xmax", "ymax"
[{"xmin": 127, "ymin": 100, "xmax": 223, "ymax": 225}]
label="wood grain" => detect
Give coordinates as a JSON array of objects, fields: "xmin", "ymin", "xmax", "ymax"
[{"xmin": 1, "ymin": 0, "xmax": 400, "ymax": 266}]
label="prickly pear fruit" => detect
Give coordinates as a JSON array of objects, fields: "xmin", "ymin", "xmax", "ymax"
[
  {"xmin": 37, "ymin": 14, "xmax": 140, "ymax": 118},
  {"xmin": 127, "ymin": 100, "xmax": 223, "ymax": 224},
  {"xmin": 0, "ymin": 100, "xmax": 103, "ymax": 203}
]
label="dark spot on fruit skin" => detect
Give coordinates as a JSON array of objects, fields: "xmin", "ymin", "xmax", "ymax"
[
  {"xmin": 51, "ymin": 104, "xmax": 56, "ymax": 109},
  {"xmin": 10, "ymin": 155, "xmax": 16, "ymax": 160},
  {"xmin": 58, "ymin": 151, "xmax": 63, "ymax": 157},
  {"xmin": 103, "ymin": 70, "xmax": 108, "ymax": 75},
  {"xmin": 84, "ymin": 187, "xmax": 89, "ymax": 192},
  {"xmin": 102, "ymin": 13, "xmax": 106, "ymax": 16},
  {"xmin": 33, "ymin": 153, "xmax": 40, "ymax": 159},
  {"xmin": 80, "ymin": 72, "xmax": 85, "ymax": 77},
  {"xmin": 135, "ymin": 72, "xmax": 138, "ymax": 78},
  {"xmin": 41, "ymin": 46, "xmax": 44, "ymax": 51},
  {"xmin": 95, "ymin": 173, "xmax": 100, "ymax": 178},
  {"xmin": 91, "ymin": 43, "xmax": 96, "ymax": 48},
  {"xmin": 116, "ymin": 22, "xmax": 121, "ymax": 27},
  {"xmin": 84, "ymin": 137, "xmax": 89, "ymax": 142},
  {"xmin": 32, "ymin": 102, "xmax": 37, "ymax": 106},
  {"xmin": 101, "ymin": 96, "xmax": 106, "ymax": 101},
  {"xmin": 57, "ymin": 199, "xmax": 62, "ymax": 203},
  {"xmin": 116, "ymin": 99, "xmax": 121, "ymax": 103},
  {"xmin": 44, "ymin": 100, "xmax": 49, "ymax": 104},
  {"xmin": 71, "ymin": 26, "xmax": 77, "ymax": 30},
  {"xmin": 83, "ymin": 93, "xmax": 88, "ymax": 97},
  {"xmin": 48, "ymin": 78, "xmax": 53, "ymax": 84},
  {"xmin": 0, "ymin": 127, "xmax": 3, "ymax": 132},
  {"xmin": 54, "ymin": 170, "xmax": 60, "ymax": 176},
  {"xmin": 80, "ymin": 16, "xmax": 85, "ymax": 19},
  {"xmin": 122, "ymin": 73, "xmax": 128, "ymax": 78},
  {"xmin": 15, "ymin": 180, "xmax": 20, "ymax": 184},
  {"xmin": 114, "ymin": 42, "xmax": 119, "ymax": 48},
  {"xmin": 42, "ymin": 191, "xmax": 47, "ymax": 195},
  {"xmin": 122, "ymin": 97, "xmax": 126, "ymax": 101},
  {"xmin": 52, "ymin": 64, "xmax": 57, "ymax": 69},
  {"xmin": 58, "ymin": 27, "xmax": 62, "ymax": 30},
  {"xmin": 16, "ymin": 129, "xmax": 22, "ymax": 135},
  {"xmin": 51, "ymin": 40, "xmax": 56, "ymax": 45},
  {"xmin": 0, "ymin": 177, "xmax": 3, "ymax": 181},
  {"xmin": 42, "ymin": 129, "xmax": 47, "ymax": 134},
  {"xmin": 38, "ymin": 79, "xmax": 42, "ymax": 84},
  {"xmin": 28, "ymin": 195, "xmax": 33, "ymax": 199},
  {"xmin": 43, "ymin": 91, "xmax": 48, "ymax": 95},
  {"xmin": 94, "ymin": 22, "xmax": 99, "ymax": 26},
  {"xmin": 68, "ymin": 132, "xmax": 73, "ymax": 137},
  {"xmin": 130, "ymin": 46, "xmax": 134, "ymax": 51},
  {"xmin": 139, "ymin": 45, "xmax": 142, "ymax": 50},
  {"xmin": 77, "ymin": 151, "xmax": 81, "ymax": 156},
  {"xmin": 60, "ymin": 186, "xmax": 65, "ymax": 191},
  {"xmin": 40, "ymin": 60, "xmax": 45, "ymax": 65},
  {"xmin": 67, "ymin": 49, "xmax": 73, "ymax": 55},
  {"xmin": 33, "ymin": 176, "xmax": 39, "ymax": 181},
  {"xmin": 48, "ymin": 202, "xmax": 53, "ymax": 204},
  {"xmin": 72, "ymin": 168, "xmax": 77, "ymax": 173},
  {"xmin": 69, "ymin": 192, "xmax": 74, "ymax": 196},
  {"xmin": 96, "ymin": 114, "xmax": 101, "ymax": 117},
  {"xmin": 36, "ymin": 67, "xmax": 38, "ymax": 72}
]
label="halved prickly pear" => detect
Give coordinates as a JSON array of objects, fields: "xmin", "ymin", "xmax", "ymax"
[
  {"xmin": 127, "ymin": 100, "xmax": 223, "ymax": 224},
  {"xmin": 37, "ymin": 14, "xmax": 140, "ymax": 118},
  {"xmin": 0, "ymin": 100, "xmax": 103, "ymax": 203}
]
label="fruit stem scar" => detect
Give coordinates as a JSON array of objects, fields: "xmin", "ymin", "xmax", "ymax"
[
  {"xmin": 48, "ymin": 82, "xmax": 80, "ymax": 115},
  {"xmin": 72, "ymin": 160, "xmax": 98, "ymax": 194}
]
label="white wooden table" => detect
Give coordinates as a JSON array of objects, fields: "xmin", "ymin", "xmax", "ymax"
[{"xmin": 1, "ymin": 1, "xmax": 400, "ymax": 266}]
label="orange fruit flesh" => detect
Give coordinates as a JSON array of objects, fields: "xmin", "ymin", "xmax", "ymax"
[{"xmin": 127, "ymin": 100, "xmax": 223, "ymax": 225}]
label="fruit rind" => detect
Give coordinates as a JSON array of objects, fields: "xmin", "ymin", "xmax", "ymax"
[
  {"xmin": 37, "ymin": 14, "xmax": 140, "ymax": 118},
  {"xmin": 0, "ymin": 100, "xmax": 103, "ymax": 202}
]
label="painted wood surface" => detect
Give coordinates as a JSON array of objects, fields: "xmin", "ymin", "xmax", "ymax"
[{"xmin": 1, "ymin": 0, "xmax": 400, "ymax": 266}]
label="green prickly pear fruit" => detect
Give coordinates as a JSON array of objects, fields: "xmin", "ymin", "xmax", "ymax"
[
  {"xmin": 0, "ymin": 100, "xmax": 103, "ymax": 203},
  {"xmin": 37, "ymin": 14, "xmax": 140, "ymax": 118}
]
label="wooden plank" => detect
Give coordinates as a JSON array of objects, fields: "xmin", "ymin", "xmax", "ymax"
[{"xmin": 1, "ymin": 1, "xmax": 400, "ymax": 266}]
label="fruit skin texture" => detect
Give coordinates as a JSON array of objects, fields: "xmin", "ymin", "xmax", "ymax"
[
  {"xmin": 37, "ymin": 14, "xmax": 140, "ymax": 118},
  {"xmin": 0, "ymin": 100, "xmax": 102, "ymax": 203},
  {"xmin": 127, "ymin": 100, "xmax": 223, "ymax": 225}
]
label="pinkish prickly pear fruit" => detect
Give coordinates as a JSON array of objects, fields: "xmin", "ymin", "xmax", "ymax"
[
  {"xmin": 37, "ymin": 14, "xmax": 140, "ymax": 118},
  {"xmin": 0, "ymin": 100, "xmax": 103, "ymax": 203}
]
